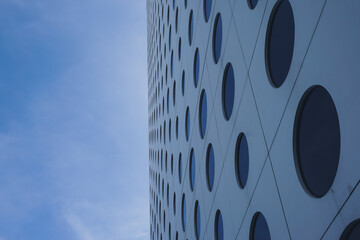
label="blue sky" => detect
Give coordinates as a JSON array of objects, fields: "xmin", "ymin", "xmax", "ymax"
[{"xmin": 0, "ymin": 0, "xmax": 149, "ymax": 239}]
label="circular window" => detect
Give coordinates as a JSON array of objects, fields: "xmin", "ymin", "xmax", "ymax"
[
  {"xmin": 178, "ymin": 153, "xmax": 182, "ymax": 183},
  {"xmin": 250, "ymin": 212, "xmax": 271, "ymax": 240},
  {"xmin": 182, "ymin": 70, "xmax": 185, "ymax": 96},
  {"xmin": 169, "ymin": 25, "xmax": 172, "ymax": 49},
  {"xmin": 181, "ymin": 194, "xmax": 186, "ymax": 231},
  {"xmin": 294, "ymin": 85, "xmax": 340, "ymax": 198},
  {"xmin": 188, "ymin": 10, "xmax": 194, "ymax": 45},
  {"xmin": 222, "ymin": 63, "xmax": 235, "ymax": 120},
  {"xmin": 247, "ymin": 0, "xmax": 258, "ymax": 10},
  {"xmin": 189, "ymin": 148, "xmax": 195, "ymax": 191},
  {"xmin": 235, "ymin": 133, "xmax": 249, "ymax": 189},
  {"xmin": 214, "ymin": 210, "xmax": 224, "ymax": 240},
  {"xmin": 199, "ymin": 89, "xmax": 207, "ymax": 138},
  {"xmin": 173, "ymin": 81, "xmax": 176, "ymax": 106},
  {"xmin": 173, "ymin": 192, "xmax": 176, "ymax": 215},
  {"xmin": 212, "ymin": 13, "xmax": 222, "ymax": 64},
  {"xmin": 265, "ymin": 0, "xmax": 295, "ymax": 88},
  {"xmin": 206, "ymin": 144, "xmax": 215, "ymax": 191},
  {"xmin": 167, "ymin": 88, "xmax": 170, "ymax": 114},
  {"xmin": 169, "ymin": 223, "xmax": 171, "ymax": 240},
  {"xmin": 185, "ymin": 106, "xmax": 190, "ymax": 141},
  {"xmin": 169, "ymin": 119, "xmax": 172, "ymax": 142},
  {"xmin": 340, "ymin": 219, "xmax": 360, "ymax": 240},
  {"xmin": 176, "ymin": 116, "xmax": 179, "ymax": 139},
  {"xmin": 171, "ymin": 154, "xmax": 174, "ymax": 174},
  {"xmin": 194, "ymin": 200, "xmax": 201, "ymax": 240},
  {"xmin": 175, "ymin": 7, "xmax": 179, "ymax": 32},
  {"xmin": 194, "ymin": 48, "xmax": 200, "ymax": 87},
  {"xmin": 178, "ymin": 37, "xmax": 182, "ymax": 60},
  {"xmin": 171, "ymin": 50, "xmax": 174, "ymax": 77},
  {"xmin": 203, "ymin": 0, "xmax": 213, "ymax": 22}
]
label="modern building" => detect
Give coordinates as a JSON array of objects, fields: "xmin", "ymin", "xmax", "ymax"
[{"xmin": 147, "ymin": 0, "xmax": 360, "ymax": 239}]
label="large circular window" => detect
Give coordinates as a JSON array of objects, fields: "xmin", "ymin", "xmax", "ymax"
[
  {"xmin": 199, "ymin": 89, "xmax": 207, "ymax": 138},
  {"xmin": 203, "ymin": 0, "xmax": 212, "ymax": 22},
  {"xmin": 206, "ymin": 143, "xmax": 215, "ymax": 191},
  {"xmin": 294, "ymin": 85, "xmax": 340, "ymax": 198},
  {"xmin": 265, "ymin": 0, "xmax": 295, "ymax": 88},
  {"xmin": 340, "ymin": 219, "xmax": 360, "ymax": 240},
  {"xmin": 181, "ymin": 194, "xmax": 186, "ymax": 231},
  {"xmin": 235, "ymin": 133, "xmax": 249, "ymax": 189},
  {"xmin": 188, "ymin": 10, "xmax": 194, "ymax": 45},
  {"xmin": 212, "ymin": 13, "xmax": 222, "ymax": 64},
  {"xmin": 214, "ymin": 210, "xmax": 224, "ymax": 240},
  {"xmin": 250, "ymin": 212, "xmax": 271, "ymax": 240},
  {"xmin": 194, "ymin": 48, "xmax": 200, "ymax": 87},
  {"xmin": 185, "ymin": 106, "xmax": 190, "ymax": 141},
  {"xmin": 222, "ymin": 63, "xmax": 235, "ymax": 120},
  {"xmin": 189, "ymin": 148, "xmax": 196, "ymax": 191}
]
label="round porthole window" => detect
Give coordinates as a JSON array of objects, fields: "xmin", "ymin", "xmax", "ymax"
[
  {"xmin": 203, "ymin": 0, "xmax": 213, "ymax": 22},
  {"xmin": 199, "ymin": 89, "xmax": 207, "ymax": 138},
  {"xmin": 340, "ymin": 219, "xmax": 360, "ymax": 240},
  {"xmin": 250, "ymin": 212, "xmax": 271, "ymax": 240},
  {"xmin": 194, "ymin": 200, "xmax": 201, "ymax": 240},
  {"xmin": 235, "ymin": 133, "xmax": 249, "ymax": 189},
  {"xmin": 265, "ymin": 0, "xmax": 295, "ymax": 88},
  {"xmin": 185, "ymin": 106, "xmax": 190, "ymax": 141},
  {"xmin": 189, "ymin": 148, "xmax": 196, "ymax": 191},
  {"xmin": 194, "ymin": 48, "xmax": 200, "ymax": 87},
  {"xmin": 222, "ymin": 63, "xmax": 235, "ymax": 120},
  {"xmin": 212, "ymin": 13, "xmax": 222, "ymax": 64},
  {"xmin": 206, "ymin": 144, "xmax": 215, "ymax": 191},
  {"xmin": 181, "ymin": 194, "xmax": 186, "ymax": 231},
  {"xmin": 247, "ymin": 0, "xmax": 258, "ymax": 10},
  {"xmin": 214, "ymin": 210, "xmax": 224, "ymax": 240},
  {"xmin": 294, "ymin": 85, "xmax": 340, "ymax": 198}
]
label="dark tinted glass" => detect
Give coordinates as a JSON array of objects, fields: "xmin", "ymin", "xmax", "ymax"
[
  {"xmin": 178, "ymin": 37, "xmax": 182, "ymax": 60},
  {"xmin": 182, "ymin": 194, "xmax": 186, "ymax": 231},
  {"xmin": 204, "ymin": 0, "xmax": 212, "ymax": 22},
  {"xmin": 173, "ymin": 192, "xmax": 176, "ymax": 215},
  {"xmin": 248, "ymin": 0, "xmax": 258, "ymax": 9},
  {"xmin": 206, "ymin": 144, "xmax": 215, "ymax": 191},
  {"xmin": 215, "ymin": 210, "xmax": 224, "ymax": 240},
  {"xmin": 222, "ymin": 63, "xmax": 235, "ymax": 120},
  {"xmin": 169, "ymin": 25, "xmax": 172, "ymax": 49},
  {"xmin": 188, "ymin": 10, "xmax": 193, "ymax": 45},
  {"xmin": 213, "ymin": 13, "xmax": 222, "ymax": 63},
  {"xmin": 235, "ymin": 133, "xmax": 249, "ymax": 188},
  {"xmin": 185, "ymin": 107, "xmax": 190, "ymax": 141},
  {"xmin": 250, "ymin": 212, "xmax": 271, "ymax": 240},
  {"xmin": 190, "ymin": 148, "xmax": 195, "ymax": 191},
  {"xmin": 194, "ymin": 48, "xmax": 200, "ymax": 87},
  {"xmin": 171, "ymin": 50, "xmax": 174, "ymax": 77},
  {"xmin": 173, "ymin": 81, "xmax": 176, "ymax": 106},
  {"xmin": 171, "ymin": 153, "xmax": 174, "ymax": 174},
  {"xmin": 195, "ymin": 201, "xmax": 201, "ymax": 239},
  {"xmin": 182, "ymin": 71, "xmax": 185, "ymax": 96},
  {"xmin": 169, "ymin": 119, "xmax": 171, "ymax": 142},
  {"xmin": 178, "ymin": 153, "xmax": 182, "ymax": 183},
  {"xmin": 176, "ymin": 116, "xmax": 179, "ymax": 139},
  {"xmin": 175, "ymin": 7, "xmax": 179, "ymax": 32},
  {"xmin": 341, "ymin": 219, "xmax": 360, "ymax": 240},
  {"xmin": 294, "ymin": 86, "xmax": 340, "ymax": 197},
  {"xmin": 167, "ymin": 88, "xmax": 170, "ymax": 113},
  {"xmin": 199, "ymin": 90, "xmax": 207, "ymax": 138},
  {"xmin": 266, "ymin": 0, "xmax": 295, "ymax": 88}
]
